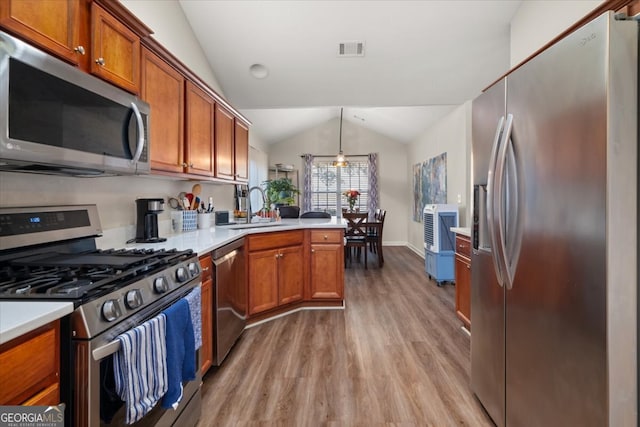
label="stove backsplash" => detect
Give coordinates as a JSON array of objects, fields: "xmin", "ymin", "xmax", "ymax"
[{"xmin": 0, "ymin": 172, "xmax": 235, "ymax": 245}]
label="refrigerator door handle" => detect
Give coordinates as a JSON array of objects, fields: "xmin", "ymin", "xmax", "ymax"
[
  {"xmin": 495, "ymin": 114, "xmax": 522, "ymax": 290},
  {"xmin": 486, "ymin": 115, "xmax": 506, "ymax": 287}
]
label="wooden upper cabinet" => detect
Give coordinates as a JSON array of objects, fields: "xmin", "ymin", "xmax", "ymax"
[
  {"xmin": 234, "ymin": 119, "xmax": 249, "ymax": 182},
  {"xmin": 185, "ymin": 81, "xmax": 214, "ymax": 177},
  {"xmin": 141, "ymin": 47, "xmax": 185, "ymax": 174},
  {"xmin": 0, "ymin": 0, "xmax": 86, "ymax": 65},
  {"xmin": 90, "ymin": 2, "xmax": 140, "ymax": 94},
  {"xmin": 215, "ymin": 104, "xmax": 235, "ymax": 180}
]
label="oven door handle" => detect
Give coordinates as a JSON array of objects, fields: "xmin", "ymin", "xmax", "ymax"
[{"xmin": 92, "ymin": 340, "xmax": 121, "ymax": 361}]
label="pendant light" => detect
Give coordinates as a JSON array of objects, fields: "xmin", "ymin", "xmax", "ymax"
[{"xmin": 332, "ymin": 107, "xmax": 349, "ymax": 167}]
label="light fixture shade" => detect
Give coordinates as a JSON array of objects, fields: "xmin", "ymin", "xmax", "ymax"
[{"xmin": 332, "ymin": 108, "xmax": 349, "ymax": 167}]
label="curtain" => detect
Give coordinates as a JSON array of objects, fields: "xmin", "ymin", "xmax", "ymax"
[
  {"xmin": 302, "ymin": 154, "xmax": 314, "ymax": 212},
  {"xmin": 368, "ymin": 153, "xmax": 379, "ymax": 218}
]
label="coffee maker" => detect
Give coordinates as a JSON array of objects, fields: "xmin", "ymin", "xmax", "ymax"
[{"xmin": 135, "ymin": 198, "xmax": 167, "ymax": 243}]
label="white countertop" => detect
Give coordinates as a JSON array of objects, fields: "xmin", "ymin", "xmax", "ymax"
[
  {"xmin": 0, "ymin": 217, "xmax": 345, "ymax": 345},
  {"xmin": 451, "ymin": 227, "xmax": 471, "ymax": 237},
  {"xmin": 120, "ymin": 216, "xmax": 346, "ymax": 254},
  {"xmin": 0, "ymin": 301, "xmax": 73, "ymax": 345}
]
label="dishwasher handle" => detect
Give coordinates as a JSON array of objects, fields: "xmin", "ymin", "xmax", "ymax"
[{"xmin": 211, "ymin": 237, "xmax": 244, "ymax": 260}]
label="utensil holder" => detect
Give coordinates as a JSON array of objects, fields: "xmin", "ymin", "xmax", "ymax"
[
  {"xmin": 182, "ymin": 211, "xmax": 197, "ymax": 231},
  {"xmin": 197, "ymin": 213, "xmax": 212, "ymax": 229}
]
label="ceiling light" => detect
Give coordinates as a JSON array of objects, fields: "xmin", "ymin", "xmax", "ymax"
[
  {"xmin": 332, "ymin": 108, "xmax": 349, "ymax": 167},
  {"xmin": 249, "ymin": 63, "xmax": 269, "ymax": 79}
]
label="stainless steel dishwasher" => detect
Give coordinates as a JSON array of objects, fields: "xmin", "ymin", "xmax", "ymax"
[{"xmin": 211, "ymin": 237, "xmax": 246, "ymax": 365}]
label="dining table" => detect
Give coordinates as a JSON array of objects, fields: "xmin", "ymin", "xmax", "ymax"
[{"xmin": 343, "ymin": 212, "xmax": 384, "ymax": 268}]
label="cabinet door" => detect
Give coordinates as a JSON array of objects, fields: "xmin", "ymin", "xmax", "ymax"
[
  {"xmin": 185, "ymin": 81, "xmax": 214, "ymax": 177},
  {"xmin": 0, "ymin": 0, "xmax": 84, "ymax": 65},
  {"xmin": 215, "ymin": 104, "xmax": 235, "ymax": 180},
  {"xmin": 278, "ymin": 245, "xmax": 304, "ymax": 305},
  {"xmin": 141, "ymin": 48, "xmax": 185, "ymax": 174},
  {"xmin": 234, "ymin": 120, "xmax": 249, "ymax": 182},
  {"xmin": 248, "ymin": 249, "xmax": 279, "ymax": 315},
  {"xmin": 310, "ymin": 243, "xmax": 344, "ymax": 299},
  {"xmin": 455, "ymin": 254, "xmax": 471, "ymax": 329},
  {"xmin": 90, "ymin": 2, "xmax": 140, "ymax": 94}
]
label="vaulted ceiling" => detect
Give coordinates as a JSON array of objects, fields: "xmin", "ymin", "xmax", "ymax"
[{"xmin": 178, "ymin": 1, "xmax": 523, "ymax": 144}]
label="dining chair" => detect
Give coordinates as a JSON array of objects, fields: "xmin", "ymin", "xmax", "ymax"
[
  {"xmin": 343, "ymin": 212, "xmax": 369, "ymax": 269},
  {"xmin": 367, "ymin": 209, "xmax": 386, "ymax": 267},
  {"xmin": 300, "ymin": 211, "xmax": 331, "ymax": 218}
]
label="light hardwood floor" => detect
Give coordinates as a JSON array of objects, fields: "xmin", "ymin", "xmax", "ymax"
[{"xmin": 198, "ymin": 246, "xmax": 493, "ymax": 426}]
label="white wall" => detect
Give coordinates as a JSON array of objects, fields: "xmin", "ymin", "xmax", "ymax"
[
  {"xmin": 120, "ymin": 0, "xmax": 225, "ymax": 95},
  {"xmin": 406, "ymin": 102, "xmax": 471, "ymax": 255},
  {"xmin": 510, "ymin": 1, "xmax": 604, "ymax": 66},
  {"xmin": 268, "ymin": 118, "xmax": 409, "ymax": 245}
]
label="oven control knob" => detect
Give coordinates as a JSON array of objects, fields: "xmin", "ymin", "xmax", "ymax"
[
  {"xmin": 154, "ymin": 277, "xmax": 169, "ymax": 293},
  {"xmin": 125, "ymin": 289, "xmax": 143, "ymax": 309},
  {"xmin": 187, "ymin": 262, "xmax": 199, "ymax": 276},
  {"xmin": 176, "ymin": 267, "xmax": 189, "ymax": 283},
  {"xmin": 102, "ymin": 299, "xmax": 122, "ymax": 322}
]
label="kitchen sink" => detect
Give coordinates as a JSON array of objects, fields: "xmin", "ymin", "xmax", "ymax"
[{"xmin": 221, "ymin": 221, "xmax": 281, "ymax": 230}]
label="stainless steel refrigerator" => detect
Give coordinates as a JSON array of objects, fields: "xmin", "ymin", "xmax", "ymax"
[{"xmin": 471, "ymin": 12, "xmax": 637, "ymax": 427}]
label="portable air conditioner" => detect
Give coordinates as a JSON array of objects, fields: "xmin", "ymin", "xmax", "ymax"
[{"xmin": 423, "ymin": 204, "xmax": 458, "ymax": 284}]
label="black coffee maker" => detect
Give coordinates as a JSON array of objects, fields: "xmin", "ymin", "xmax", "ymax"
[{"xmin": 135, "ymin": 198, "xmax": 167, "ymax": 243}]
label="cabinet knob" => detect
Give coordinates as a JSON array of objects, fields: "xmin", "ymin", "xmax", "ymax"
[
  {"xmin": 323, "ymin": 235, "xmax": 328, "ymax": 240},
  {"xmin": 95, "ymin": 57, "xmax": 106, "ymax": 66},
  {"xmin": 311, "ymin": 249, "xmax": 315, "ymax": 253},
  {"xmin": 182, "ymin": 162, "xmax": 188, "ymax": 167},
  {"xmin": 190, "ymin": 163, "xmax": 194, "ymax": 168},
  {"xmin": 74, "ymin": 45, "xmax": 85, "ymax": 55},
  {"xmin": 202, "ymin": 266, "xmax": 210, "ymax": 272}
]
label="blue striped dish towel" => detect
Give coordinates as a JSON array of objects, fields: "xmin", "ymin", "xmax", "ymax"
[
  {"xmin": 162, "ymin": 299, "xmax": 196, "ymax": 409},
  {"xmin": 184, "ymin": 286, "xmax": 202, "ymax": 350},
  {"xmin": 113, "ymin": 314, "xmax": 168, "ymax": 424}
]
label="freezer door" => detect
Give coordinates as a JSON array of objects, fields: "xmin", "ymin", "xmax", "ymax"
[
  {"xmin": 470, "ymin": 78, "xmax": 506, "ymax": 427},
  {"xmin": 503, "ymin": 12, "xmax": 636, "ymax": 426}
]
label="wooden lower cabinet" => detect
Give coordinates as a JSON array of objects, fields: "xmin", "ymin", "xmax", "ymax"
[
  {"xmin": 309, "ymin": 230, "xmax": 344, "ymax": 299},
  {"xmin": 199, "ymin": 254, "xmax": 213, "ymax": 374},
  {"xmin": 454, "ymin": 234, "xmax": 471, "ymax": 329},
  {"xmin": 247, "ymin": 244, "xmax": 304, "ymax": 315},
  {"xmin": 0, "ymin": 321, "xmax": 60, "ymax": 405}
]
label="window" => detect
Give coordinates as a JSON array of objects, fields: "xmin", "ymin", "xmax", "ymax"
[{"xmin": 310, "ymin": 159, "xmax": 368, "ymax": 215}]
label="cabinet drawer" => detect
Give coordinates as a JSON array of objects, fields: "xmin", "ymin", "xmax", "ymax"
[
  {"xmin": 455, "ymin": 235, "xmax": 471, "ymax": 258},
  {"xmin": 0, "ymin": 322, "xmax": 59, "ymax": 405},
  {"xmin": 248, "ymin": 230, "xmax": 304, "ymax": 251},
  {"xmin": 199, "ymin": 254, "xmax": 213, "ymax": 283},
  {"xmin": 22, "ymin": 383, "xmax": 59, "ymax": 406},
  {"xmin": 310, "ymin": 229, "xmax": 343, "ymax": 244}
]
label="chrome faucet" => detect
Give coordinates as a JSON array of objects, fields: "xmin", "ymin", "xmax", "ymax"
[{"xmin": 248, "ymin": 186, "xmax": 267, "ymax": 220}]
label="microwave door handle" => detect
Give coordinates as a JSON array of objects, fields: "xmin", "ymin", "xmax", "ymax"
[
  {"xmin": 130, "ymin": 102, "xmax": 145, "ymax": 165},
  {"xmin": 486, "ymin": 115, "xmax": 506, "ymax": 287}
]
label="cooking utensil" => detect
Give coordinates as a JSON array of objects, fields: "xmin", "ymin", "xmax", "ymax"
[
  {"xmin": 207, "ymin": 197, "xmax": 213, "ymax": 213},
  {"xmin": 193, "ymin": 196, "xmax": 201, "ymax": 211},
  {"xmin": 168, "ymin": 197, "xmax": 181, "ymax": 210},
  {"xmin": 183, "ymin": 197, "xmax": 190, "ymax": 210},
  {"xmin": 192, "ymin": 184, "xmax": 202, "ymax": 198}
]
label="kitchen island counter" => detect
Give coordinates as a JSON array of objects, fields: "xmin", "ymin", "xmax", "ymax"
[
  {"xmin": 109, "ymin": 216, "xmax": 347, "ymax": 254},
  {"xmin": 0, "ymin": 301, "xmax": 73, "ymax": 345}
]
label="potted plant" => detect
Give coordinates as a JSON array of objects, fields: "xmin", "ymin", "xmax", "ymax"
[{"xmin": 263, "ymin": 177, "xmax": 300, "ymax": 207}]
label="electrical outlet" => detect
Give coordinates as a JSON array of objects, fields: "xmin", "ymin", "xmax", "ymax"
[{"xmin": 457, "ymin": 194, "xmax": 462, "ymax": 204}]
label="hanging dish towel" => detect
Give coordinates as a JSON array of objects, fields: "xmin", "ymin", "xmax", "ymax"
[
  {"xmin": 184, "ymin": 286, "xmax": 202, "ymax": 351},
  {"xmin": 113, "ymin": 314, "xmax": 168, "ymax": 424},
  {"xmin": 162, "ymin": 298, "xmax": 196, "ymax": 409}
]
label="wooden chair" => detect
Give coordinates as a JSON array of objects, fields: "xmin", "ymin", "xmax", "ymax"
[
  {"xmin": 367, "ymin": 209, "xmax": 386, "ymax": 267},
  {"xmin": 300, "ymin": 211, "xmax": 331, "ymax": 218},
  {"xmin": 343, "ymin": 212, "xmax": 369, "ymax": 268}
]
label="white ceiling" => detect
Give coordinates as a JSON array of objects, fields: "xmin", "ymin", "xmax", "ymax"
[{"xmin": 178, "ymin": 0, "xmax": 523, "ymax": 144}]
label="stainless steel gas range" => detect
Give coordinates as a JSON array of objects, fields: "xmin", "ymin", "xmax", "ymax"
[{"xmin": 0, "ymin": 205, "xmax": 202, "ymax": 426}]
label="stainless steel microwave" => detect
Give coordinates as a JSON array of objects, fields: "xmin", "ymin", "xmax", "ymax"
[{"xmin": 0, "ymin": 31, "xmax": 150, "ymax": 176}]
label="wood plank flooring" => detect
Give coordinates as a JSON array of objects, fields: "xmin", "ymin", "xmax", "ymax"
[{"xmin": 198, "ymin": 246, "xmax": 493, "ymax": 426}]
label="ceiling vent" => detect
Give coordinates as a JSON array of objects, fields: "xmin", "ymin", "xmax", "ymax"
[{"xmin": 338, "ymin": 41, "xmax": 365, "ymax": 57}]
